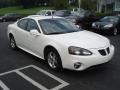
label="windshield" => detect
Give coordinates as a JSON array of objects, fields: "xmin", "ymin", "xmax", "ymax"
[
  {"xmin": 5, "ymin": 13, "xmax": 13, "ymax": 16},
  {"xmin": 100, "ymin": 16, "xmax": 119, "ymax": 22},
  {"xmin": 74, "ymin": 12, "xmax": 85, "ymax": 17},
  {"xmin": 38, "ymin": 19, "xmax": 81, "ymax": 35},
  {"xmin": 38, "ymin": 11, "xmax": 46, "ymax": 15}
]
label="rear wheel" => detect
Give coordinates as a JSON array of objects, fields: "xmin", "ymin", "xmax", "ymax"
[
  {"xmin": 45, "ymin": 48, "xmax": 62, "ymax": 71},
  {"xmin": 112, "ymin": 28, "xmax": 118, "ymax": 36},
  {"xmin": 9, "ymin": 35, "xmax": 17, "ymax": 50},
  {"xmin": 3, "ymin": 19, "xmax": 6, "ymax": 22}
]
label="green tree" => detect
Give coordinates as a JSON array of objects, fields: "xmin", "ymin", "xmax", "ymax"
[
  {"xmin": 53, "ymin": 0, "xmax": 70, "ymax": 10},
  {"xmin": 0, "ymin": 0, "xmax": 16, "ymax": 8},
  {"xmin": 81, "ymin": 0, "xmax": 97, "ymax": 11},
  {"xmin": 17, "ymin": 0, "xmax": 37, "ymax": 8}
]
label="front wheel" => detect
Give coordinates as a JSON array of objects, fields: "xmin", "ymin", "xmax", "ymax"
[{"xmin": 46, "ymin": 49, "xmax": 62, "ymax": 71}]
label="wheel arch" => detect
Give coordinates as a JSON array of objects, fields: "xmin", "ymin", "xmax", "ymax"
[
  {"xmin": 43, "ymin": 45, "xmax": 63, "ymax": 70},
  {"xmin": 44, "ymin": 45, "xmax": 59, "ymax": 60},
  {"xmin": 9, "ymin": 33, "xmax": 14, "ymax": 38}
]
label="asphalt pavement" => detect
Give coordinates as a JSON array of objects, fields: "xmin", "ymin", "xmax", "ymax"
[{"xmin": 0, "ymin": 22, "xmax": 120, "ymax": 90}]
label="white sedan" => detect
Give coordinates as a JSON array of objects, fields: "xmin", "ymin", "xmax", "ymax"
[
  {"xmin": 36, "ymin": 10, "xmax": 56, "ymax": 16},
  {"xmin": 7, "ymin": 15, "xmax": 115, "ymax": 71}
]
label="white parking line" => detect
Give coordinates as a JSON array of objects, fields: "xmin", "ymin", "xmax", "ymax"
[
  {"xmin": 16, "ymin": 71, "xmax": 48, "ymax": 90},
  {"xmin": 0, "ymin": 80, "xmax": 10, "ymax": 90},
  {"xmin": 31, "ymin": 65, "xmax": 69, "ymax": 90},
  {"xmin": 0, "ymin": 65, "xmax": 32, "ymax": 76},
  {"xmin": 0, "ymin": 65, "xmax": 69, "ymax": 90}
]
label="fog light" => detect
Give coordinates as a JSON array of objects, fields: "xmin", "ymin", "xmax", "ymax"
[{"xmin": 74, "ymin": 62, "xmax": 82, "ymax": 69}]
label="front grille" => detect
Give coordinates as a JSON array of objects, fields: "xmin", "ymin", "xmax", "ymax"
[
  {"xmin": 98, "ymin": 49, "xmax": 106, "ymax": 56},
  {"xmin": 98, "ymin": 47, "xmax": 110, "ymax": 56},
  {"xmin": 96, "ymin": 24, "xmax": 104, "ymax": 28},
  {"xmin": 107, "ymin": 47, "xmax": 110, "ymax": 54}
]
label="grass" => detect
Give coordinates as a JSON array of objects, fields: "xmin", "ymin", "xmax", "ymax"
[
  {"xmin": 0, "ymin": 6, "xmax": 77, "ymax": 16},
  {"xmin": 0, "ymin": 6, "xmax": 54, "ymax": 16}
]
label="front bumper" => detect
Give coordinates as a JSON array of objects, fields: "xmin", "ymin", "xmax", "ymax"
[{"xmin": 62, "ymin": 45, "xmax": 115, "ymax": 71}]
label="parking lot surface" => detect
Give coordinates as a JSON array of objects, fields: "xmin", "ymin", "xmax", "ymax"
[{"xmin": 0, "ymin": 22, "xmax": 120, "ymax": 90}]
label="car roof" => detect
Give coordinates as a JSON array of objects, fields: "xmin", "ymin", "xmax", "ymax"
[
  {"xmin": 103, "ymin": 16, "xmax": 120, "ymax": 19},
  {"xmin": 26, "ymin": 15, "xmax": 63, "ymax": 20},
  {"xmin": 40, "ymin": 10, "xmax": 56, "ymax": 11}
]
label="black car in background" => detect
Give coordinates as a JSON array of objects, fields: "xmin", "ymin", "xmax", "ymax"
[
  {"xmin": 53, "ymin": 10, "xmax": 82, "ymax": 25},
  {"xmin": 92, "ymin": 16, "xmax": 120, "ymax": 36},
  {"xmin": 0, "ymin": 13, "xmax": 22, "ymax": 22},
  {"xmin": 54, "ymin": 10, "xmax": 71, "ymax": 17},
  {"xmin": 72, "ymin": 10, "xmax": 98, "ymax": 29}
]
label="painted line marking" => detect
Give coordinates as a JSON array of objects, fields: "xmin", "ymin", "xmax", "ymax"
[
  {"xmin": 0, "ymin": 65, "xmax": 32, "ymax": 76},
  {"xmin": 0, "ymin": 80, "xmax": 10, "ymax": 90},
  {"xmin": 31, "ymin": 65, "xmax": 69, "ymax": 90},
  {"xmin": 16, "ymin": 71, "xmax": 48, "ymax": 90},
  {"xmin": 0, "ymin": 65, "xmax": 69, "ymax": 90}
]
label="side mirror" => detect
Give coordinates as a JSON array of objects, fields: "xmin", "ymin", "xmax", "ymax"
[{"xmin": 30, "ymin": 29, "xmax": 40, "ymax": 36}]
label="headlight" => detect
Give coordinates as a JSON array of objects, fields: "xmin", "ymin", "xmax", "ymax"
[
  {"xmin": 92, "ymin": 23, "xmax": 96, "ymax": 27},
  {"xmin": 68, "ymin": 46, "xmax": 92, "ymax": 56},
  {"xmin": 104, "ymin": 24, "xmax": 113, "ymax": 28}
]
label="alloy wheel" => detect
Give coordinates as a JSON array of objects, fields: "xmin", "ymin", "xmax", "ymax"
[{"xmin": 47, "ymin": 51, "xmax": 58, "ymax": 69}]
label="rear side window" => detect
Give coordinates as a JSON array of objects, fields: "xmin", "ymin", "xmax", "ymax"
[
  {"xmin": 17, "ymin": 19, "xmax": 28, "ymax": 30},
  {"xmin": 46, "ymin": 11, "xmax": 51, "ymax": 16}
]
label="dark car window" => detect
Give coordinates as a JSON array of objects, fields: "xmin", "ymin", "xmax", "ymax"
[
  {"xmin": 5, "ymin": 13, "xmax": 19, "ymax": 17},
  {"xmin": 54, "ymin": 10, "xmax": 71, "ymax": 17},
  {"xmin": 52, "ymin": 11, "xmax": 55, "ymax": 14},
  {"xmin": 27, "ymin": 19, "xmax": 40, "ymax": 32},
  {"xmin": 17, "ymin": 19, "xmax": 28, "ymax": 30},
  {"xmin": 100, "ymin": 16, "xmax": 119, "ymax": 23},
  {"xmin": 12, "ymin": 14, "xmax": 19, "ymax": 17},
  {"xmin": 5, "ymin": 14, "xmax": 14, "ymax": 17},
  {"xmin": 46, "ymin": 11, "xmax": 51, "ymax": 16}
]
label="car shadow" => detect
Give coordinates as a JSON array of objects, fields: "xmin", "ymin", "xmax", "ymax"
[{"xmin": 12, "ymin": 46, "xmax": 114, "ymax": 78}]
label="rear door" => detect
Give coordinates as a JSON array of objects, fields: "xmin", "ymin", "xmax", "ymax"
[{"xmin": 15, "ymin": 18, "xmax": 30, "ymax": 49}]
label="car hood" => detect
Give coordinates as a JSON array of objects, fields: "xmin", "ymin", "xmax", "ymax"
[
  {"xmin": 48, "ymin": 30, "xmax": 110, "ymax": 49},
  {"xmin": 94, "ymin": 21, "xmax": 115, "ymax": 26}
]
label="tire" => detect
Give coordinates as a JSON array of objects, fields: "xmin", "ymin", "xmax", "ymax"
[
  {"xmin": 112, "ymin": 28, "xmax": 118, "ymax": 36},
  {"xmin": 9, "ymin": 36, "xmax": 17, "ymax": 50},
  {"xmin": 46, "ymin": 48, "xmax": 62, "ymax": 71},
  {"xmin": 3, "ymin": 19, "xmax": 6, "ymax": 22}
]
